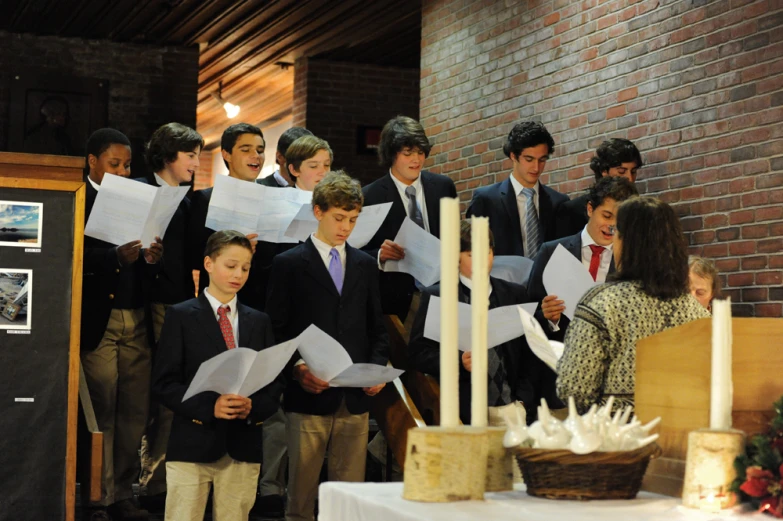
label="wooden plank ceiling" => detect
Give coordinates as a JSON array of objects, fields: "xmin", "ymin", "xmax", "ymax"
[{"xmin": 0, "ymin": 0, "xmax": 422, "ymax": 147}]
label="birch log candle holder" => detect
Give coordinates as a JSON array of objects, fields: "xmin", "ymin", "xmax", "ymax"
[
  {"xmin": 484, "ymin": 426, "xmax": 514, "ymax": 492},
  {"xmin": 402, "ymin": 426, "xmax": 489, "ymax": 501},
  {"xmin": 682, "ymin": 428, "xmax": 745, "ymax": 510}
]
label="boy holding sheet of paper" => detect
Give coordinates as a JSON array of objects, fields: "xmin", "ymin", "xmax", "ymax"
[
  {"xmin": 152, "ymin": 230, "xmax": 283, "ymax": 521},
  {"xmin": 527, "ymin": 176, "xmax": 638, "ymax": 341},
  {"xmin": 189, "ymin": 123, "xmax": 267, "ymax": 310},
  {"xmin": 81, "ymin": 128, "xmax": 163, "ymax": 521},
  {"xmin": 265, "ymin": 171, "xmax": 389, "ymax": 521},
  {"xmin": 137, "ymin": 122, "xmax": 204, "ymax": 508},
  {"xmin": 408, "ymin": 220, "xmax": 547, "ymax": 425}
]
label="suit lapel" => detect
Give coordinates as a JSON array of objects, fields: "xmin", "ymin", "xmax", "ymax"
[
  {"xmin": 302, "ymin": 238, "xmax": 340, "ymax": 298},
  {"xmin": 342, "ymin": 245, "xmax": 361, "ymax": 297},
  {"xmin": 420, "ymin": 171, "xmax": 441, "ymax": 238},
  {"xmin": 564, "ymin": 233, "xmax": 582, "ymax": 260},
  {"xmin": 195, "ymin": 293, "xmax": 229, "ymax": 355},
  {"xmin": 236, "ymin": 303, "xmax": 253, "ymax": 347},
  {"xmin": 500, "ymin": 178, "xmax": 523, "ymax": 248},
  {"xmin": 538, "ymin": 184, "xmax": 554, "ymax": 242}
]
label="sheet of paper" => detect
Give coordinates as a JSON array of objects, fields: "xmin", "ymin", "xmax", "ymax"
[
  {"xmin": 518, "ymin": 306, "xmax": 562, "ymax": 372},
  {"xmin": 346, "ymin": 202, "xmax": 393, "ymax": 249},
  {"xmin": 237, "ymin": 337, "xmax": 300, "ymax": 397},
  {"xmin": 206, "ymin": 175, "xmax": 266, "ymax": 236},
  {"xmin": 542, "ymin": 243, "xmax": 597, "ymax": 320},
  {"xmin": 296, "ymin": 324, "xmax": 354, "ymax": 382},
  {"xmin": 491, "ymin": 255, "xmax": 534, "ymax": 286},
  {"xmin": 329, "ymin": 363, "xmax": 404, "ymax": 388},
  {"xmin": 182, "ymin": 347, "xmax": 258, "ymax": 402},
  {"xmin": 423, "ymin": 297, "xmax": 538, "ymax": 351},
  {"xmin": 256, "ymin": 187, "xmax": 312, "ymax": 244},
  {"xmin": 284, "ymin": 204, "xmax": 318, "ymax": 243},
  {"xmin": 383, "ymin": 217, "xmax": 441, "ymax": 286},
  {"xmin": 141, "ymin": 185, "xmax": 189, "ymax": 245},
  {"xmin": 84, "ymin": 174, "xmax": 156, "ymax": 246}
]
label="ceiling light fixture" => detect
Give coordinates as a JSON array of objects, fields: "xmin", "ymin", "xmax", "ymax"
[{"xmin": 212, "ymin": 81, "xmax": 240, "ymax": 119}]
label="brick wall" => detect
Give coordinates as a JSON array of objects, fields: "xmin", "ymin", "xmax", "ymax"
[
  {"xmin": 421, "ymin": 0, "xmax": 783, "ymax": 317},
  {"xmin": 292, "ymin": 58, "xmax": 421, "ymax": 185},
  {"xmin": 0, "ymin": 30, "xmax": 199, "ymax": 179}
]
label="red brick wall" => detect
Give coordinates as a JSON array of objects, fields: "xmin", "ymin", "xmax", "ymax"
[
  {"xmin": 292, "ymin": 58, "xmax": 421, "ymax": 185},
  {"xmin": 421, "ymin": 0, "xmax": 783, "ymax": 317}
]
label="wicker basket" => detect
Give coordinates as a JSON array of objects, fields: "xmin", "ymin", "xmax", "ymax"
[{"xmin": 514, "ymin": 443, "xmax": 662, "ymax": 500}]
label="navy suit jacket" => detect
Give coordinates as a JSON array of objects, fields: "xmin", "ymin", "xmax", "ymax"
[
  {"xmin": 555, "ymin": 192, "xmax": 589, "ymax": 238},
  {"xmin": 467, "ymin": 177, "xmax": 569, "ymax": 257},
  {"xmin": 527, "ymin": 231, "xmax": 616, "ymax": 342},
  {"xmin": 265, "ymin": 238, "xmax": 390, "ymax": 416},
  {"xmin": 151, "ymin": 294, "xmax": 283, "ymax": 463},
  {"xmin": 361, "ymin": 170, "xmax": 457, "ymax": 319},
  {"xmin": 407, "ymin": 277, "xmax": 559, "ymax": 423},
  {"xmin": 257, "ymin": 175, "xmax": 285, "ymax": 188}
]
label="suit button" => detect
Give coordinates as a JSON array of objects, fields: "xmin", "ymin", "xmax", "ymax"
[
  {"xmin": 156, "ymin": 274, "xmax": 160, "ymax": 279},
  {"xmin": 115, "ymin": 269, "xmax": 120, "ymax": 274},
  {"xmin": 108, "ymin": 294, "xmax": 115, "ymax": 300}
]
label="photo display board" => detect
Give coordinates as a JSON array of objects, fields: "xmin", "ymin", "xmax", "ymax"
[{"xmin": 0, "ymin": 180, "xmax": 83, "ymax": 521}]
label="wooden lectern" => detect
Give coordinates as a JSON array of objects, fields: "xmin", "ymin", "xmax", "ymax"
[{"xmin": 635, "ymin": 317, "xmax": 783, "ymax": 497}]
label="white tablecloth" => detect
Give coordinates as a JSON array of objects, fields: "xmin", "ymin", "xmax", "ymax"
[{"xmin": 318, "ymin": 482, "xmax": 765, "ymax": 521}]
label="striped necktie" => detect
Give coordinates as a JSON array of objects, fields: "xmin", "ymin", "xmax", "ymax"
[{"xmin": 521, "ymin": 187, "xmax": 540, "ymax": 258}]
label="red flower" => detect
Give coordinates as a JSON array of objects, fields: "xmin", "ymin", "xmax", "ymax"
[
  {"xmin": 760, "ymin": 497, "xmax": 783, "ymax": 518},
  {"xmin": 741, "ymin": 466, "xmax": 776, "ymax": 497}
]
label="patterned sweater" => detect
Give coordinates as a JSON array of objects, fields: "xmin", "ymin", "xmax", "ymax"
[{"xmin": 556, "ymin": 281, "xmax": 710, "ymax": 413}]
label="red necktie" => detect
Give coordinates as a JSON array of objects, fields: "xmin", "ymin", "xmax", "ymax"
[
  {"xmin": 588, "ymin": 245, "xmax": 605, "ymax": 281},
  {"xmin": 217, "ymin": 306, "xmax": 236, "ymax": 349}
]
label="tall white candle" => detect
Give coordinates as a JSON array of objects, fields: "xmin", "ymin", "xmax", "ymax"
[
  {"xmin": 710, "ymin": 298, "xmax": 733, "ymax": 430},
  {"xmin": 470, "ymin": 216, "xmax": 489, "ymax": 427},
  {"xmin": 439, "ymin": 198, "xmax": 460, "ymax": 428}
]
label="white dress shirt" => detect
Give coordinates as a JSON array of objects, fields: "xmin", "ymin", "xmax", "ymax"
[
  {"xmin": 154, "ymin": 172, "xmax": 172, "ymax": 187},
  {"xmin": 508, "ymin": 175, "xmax": 540, "ymax": 248},
  {"xmin": 203, "ymin": 287, "xmax": 239, "ymax": 345},
  {"xmin": 311, "ymin": 233, "xmax": 347, "ymax": 278},
  {"xmin": 389, "ymin": 170, "xmax": 430, "ymax": 233},
  {"xmin": 580, "ymin": 226, "xmax": 613, "ymax": 283},
  {"xmin": 87, "ymin": 176, "xmax": 100, "ymax": 192},
  {"xmin": 459, "ymin": 273, "xmax": 493, "ymax": 299},
  {"xmin": 273, "ymin": 168, "xmax": 289, "ymax": 187}
]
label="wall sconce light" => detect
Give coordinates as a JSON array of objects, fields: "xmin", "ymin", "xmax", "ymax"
[{"xmin": 212, "ymin": 81, "xmax": 240, "ymax": 119}]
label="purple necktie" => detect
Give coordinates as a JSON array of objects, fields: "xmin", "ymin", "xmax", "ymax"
[{"xmin": 328, "ymin": 248, "xmax": 343, "ymax": 294}]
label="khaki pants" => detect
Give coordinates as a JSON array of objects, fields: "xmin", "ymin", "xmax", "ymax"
[
  {"xmin": 260, "ymin": 406, "xmax": 287, "ymax": 496},
  {"xmin": 488, "ymin": 401, "xmax": 526, "ymax": 482},
  {"xmin": 165, "ymin": 454, "xmax": 260, "ymax": 521},
  {"xmin": 140, "ymin": 302, "xmax": 174, "ymax": 495},
  {"xmin": 81, "ymin": 308, "xmax": 150, "ymax": 505},
  {"xmin": 285, "ymin": 400, "xmax": 368, "ymax": 521}
]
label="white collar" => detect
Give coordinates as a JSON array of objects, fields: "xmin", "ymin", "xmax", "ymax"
[
  {"xmin": 273, "ymin": 168, "xmax": 289, "ymax": 187},
  {"xmin": 87, "ymin": 176, "xmax": 101, "ymax": 192},
  {"xmin": 203, "ymin": 287, "xmax": 238, "ymax": 317},
  {"xmin": 389, "ymin": 169, "xmax": 422, "ymax": 194},
  {"xmin": 459, "ymin": 273, "xmax": 493, "ymax": 297},
  {"xmin": 580, "ymin": 226, "xmax": 613, "ymax": 251},
  {"xmin": 311, "ymin": 233, "xmax": 346, "ymax": 257},
  {"xmin": 508, "ymin": 175, "xmax": 539, "ymax": 197},
  {"xmin": 154, "ymin": 172, "xmax": 175, "ymax": 187}
]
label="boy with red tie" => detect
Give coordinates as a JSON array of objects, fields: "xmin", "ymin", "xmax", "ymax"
[
  {"xmin": 266, "ymin": 171, "xmax": 390, "ymax": 521},
  {"xmin": 152, "ymin": 230, "xmax": 284, "ymax": 521}
]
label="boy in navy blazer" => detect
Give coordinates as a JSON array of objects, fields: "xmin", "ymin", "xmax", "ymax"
[
  {"xmin": 467, "ymin": 121, "xmax": 569, "ymax": 257},
  {"xmin": 152, "ymin": 230, "xmax": 283, "ymax": 521},
  {"xmin": 528, "ymin": 177, "xmax": 638, "ymax": 342},
  {"xmin": 362, "ymin": 116, "xmax": 457, "ymax": 322},
  {"xmin": 266, "ymin": 171, "xmax": 390, "ymax": 521},
  {"xmin": 81, "ymin": 128, "xmax": 163, "ymax": 521}
]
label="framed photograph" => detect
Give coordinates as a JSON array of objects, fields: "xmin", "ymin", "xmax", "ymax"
[
  {"xmin": 7, "ymin": 70, "xmax": 108, "ymax": 158},
  {"xmin": 356, "ymin": 125, "xmax": 383, "ymax": 155},
  {"xmin": 0, "ymin": 201, "xmax": 43, "ymax": 248},
  {"xmin": 0, "ymin": 269, "xmax": 32, "ymax": 330}
]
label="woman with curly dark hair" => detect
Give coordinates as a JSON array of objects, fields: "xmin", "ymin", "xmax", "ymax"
[{"xmin": 556, "ymin": 197, "xmax": 710, "ymax": 413}]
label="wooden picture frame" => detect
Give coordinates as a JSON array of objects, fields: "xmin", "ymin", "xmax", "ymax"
[
  {"xmin": 6, "ymin": 70, "xmax": 108, "ymax": 158},
  {"xmin": 0, "ymin": 152, "xmax": 85, "ymax": 521}
]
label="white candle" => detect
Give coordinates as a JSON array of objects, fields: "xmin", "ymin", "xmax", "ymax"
[
  {"xmin": 709, "ymin": 298, "xmax": 733, "ymax": 430},
  {"xmin": 439, "ymin": 198, "xmax": 460, "ymax": 428},
  {"xmin": 470, "ymin": 216, "xmax": 489, "ymax": 427}
]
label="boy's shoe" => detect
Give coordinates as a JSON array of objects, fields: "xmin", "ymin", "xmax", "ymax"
[
  {"xmin": 250, "ymin": 494, "xmax": 285, "ymax": 518},
  {"xmin": 137, "ymin": 492, "xmax": 166, "ymax": 513},
  {"xmin": 106, "ymin": 499, "xmax": 149, "ymax": 521}
]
